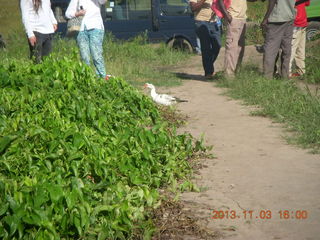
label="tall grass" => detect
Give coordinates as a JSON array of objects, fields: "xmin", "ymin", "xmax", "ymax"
[
  {"xmin": 305, "ymin": 39, "xmax": 320, "ymax": 84},
  {"xmin": 0, "ymin": 0, "xmax": 24, "ymax": 38},
  {"xmin": 217, "ymin": 65, "xmax": 320, "ymax": 152}
]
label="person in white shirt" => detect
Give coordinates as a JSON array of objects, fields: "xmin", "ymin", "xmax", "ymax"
[
  {"xmin": 66, "ymin": 0, "xmax": 107, "ymax": 79},
  {"xmin": 20, "ymin": 0, "xmax": 58, "ymax": 63}
]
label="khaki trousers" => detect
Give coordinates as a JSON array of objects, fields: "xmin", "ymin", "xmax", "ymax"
[
  {"xmin": 289, "ymin": 27, "xmax": 306, "ymax": 75},
  {"xmin": 224, "ymin": 19, "xmax": 246, "ymax": 77},
  {"xmin": 263, "ymin": 21, "xmax": 294, "ymax": 79}
]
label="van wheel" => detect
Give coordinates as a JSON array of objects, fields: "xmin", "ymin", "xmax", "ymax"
[
  {"xmin": 167, "ymin": 38, "xmax": 193, "ymax": 53},
  {"xmin": 306, "ymin": 21, "xmax": 320, "ymax": 41}
]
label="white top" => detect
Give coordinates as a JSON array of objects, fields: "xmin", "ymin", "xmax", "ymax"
[
  {"xmin": 65, "ymin": 0, "xmax": 106, "ymax": 31},
  {"xmin": 20, "ymin": 0, "xmax": 57, "ymax": 38}
]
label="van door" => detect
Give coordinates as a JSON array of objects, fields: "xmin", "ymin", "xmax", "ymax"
[
  {"xmin": 104, "ymin": 0, "xmax": 153, "ymax": 40},
  {"xmin": 155, "ymin": 0, "xmax": 196, "ymax": 49}
]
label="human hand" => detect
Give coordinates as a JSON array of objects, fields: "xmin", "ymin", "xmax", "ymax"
[
  {"xmin": 226, "ymin": 14, "xmax": 232, "ymax": 24},
  {"xmin": 53, "ymin": 24, "xmax": 58, "ymax": 32},
  {"xmin": 76, "ymin": 9, "xmax": 86, "ymax": 17},
  {"xmin": 260, "ymin": 18, "xmax": 268, "ymax": 30},
  {"xmin": 28, "ymin": 36, "xmax": 36, "ymax": 46}
]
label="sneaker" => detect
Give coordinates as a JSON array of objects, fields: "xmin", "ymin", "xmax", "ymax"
[
  {"xmin": 290, "ymin": 73, "xmax": 302, "ymax": 78},
  {"xmin": 255, "ymin": 45, "xmax": 265, "ymax": 53},
  {"xmin": 205, "ymin": 72, "xmax": 216, "ymax": 80},
  {"xmin": 105, "ymin": 74, "xmax": 113, "ymax": 80}
]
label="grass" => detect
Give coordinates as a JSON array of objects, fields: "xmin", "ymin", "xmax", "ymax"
[
  {"xmin": 0, "ymin": 31, "xmax": 189, "ymax": 88},
  {"xmin": 0, "ymin": 1, "xmax": 189, "ymax": 88},
  {"xmin": 0, "ymin": 1, "xmax": 24, "ymax": 38},
  {"xmin": 304, "ymin": 38, "xmax": 320, "ymax": 84},
  {"xmin": 247, "ymin": 1, "xmax": 267, "ymax": 23},
  {"xmin": 216, "ymin": 64, "xmax": 320, "ymax": 152}
]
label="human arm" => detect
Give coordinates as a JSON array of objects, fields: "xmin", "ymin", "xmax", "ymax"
[
  {"xmin": 65, "ymin": 0, "xmax": 86, "ymax": 18},
  {"xmin": 49, "ymin": 2, "xmax": 58, "ymax": 31},
  {"xmin": 261, "ymin": 0, "xmax": 277, "ymax": 29},
  {"xmin": 218, "ymin": 0, "xmax": 232, "ymax": 23},
  {"xmin": 189, "ymin": 0, "xmax": 206, "ymax": 12},
  {"xmin": 20, "ymin": 0, "xmax": 35, "ymax": 39},
  {"xmin": 97, "ymin": 0, "xmax": 107, "ymax": 4}
]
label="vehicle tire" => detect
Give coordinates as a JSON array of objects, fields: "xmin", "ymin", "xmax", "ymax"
[
  {"xmin": 306, "ymin": 21, "xmax": 320, "ymax": 41},
  {"xmin": 167, "ymin": 38, "xmax": 193, "ymax": 53}
]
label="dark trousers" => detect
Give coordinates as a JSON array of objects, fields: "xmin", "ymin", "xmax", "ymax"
[
  {"xmin": 28, "ymin": 31, "xmax": 53, "ymax": 63},
  {"xmin": 263, "ymin": 21, "xmax": 294, "ymax": 79},
  {"xmin": 195, "ymin": 21, "xmax": 221, "ymax": 76}
]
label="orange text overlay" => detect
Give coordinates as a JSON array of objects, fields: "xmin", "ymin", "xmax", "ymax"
[{"xmin": 212, "ymin": 210, "xmax": 308, "ymax": 220}]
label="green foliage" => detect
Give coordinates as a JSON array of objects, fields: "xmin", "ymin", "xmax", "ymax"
[
  {"xmin": 305, "ymin": 40, "xmax": 320, "ymax": 84},
  {"xmin": 0, "ymin": 32, "xmax": 188, "ymax": 88},
  {"xmin": 0, "ymin": 52, "xmax": 203, "ymax": 239},
  {"xmin": 217, "ymin": 65, "xmax": 320, "ymax": 151},
  {"xmin": 247, "ymin": 1, "xmax": 267, "ymax": 23}
]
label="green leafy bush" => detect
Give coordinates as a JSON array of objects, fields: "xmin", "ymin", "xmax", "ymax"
[{"xmin": 0, "ymin": 53, "xmax": 201, "ymax": 239}]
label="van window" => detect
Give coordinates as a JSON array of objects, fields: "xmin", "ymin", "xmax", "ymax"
[
  {"xmin": 106, "ymin": 0, "xmax": 151, "ymax": 20},
  {"xmin": 160, "ymin": 0, "xmax": 191, "ymax": 16}
]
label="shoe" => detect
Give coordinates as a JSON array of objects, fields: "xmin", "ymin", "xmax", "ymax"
[
  {"xmin": 105, "ymin": 74, "xmax": 113, "ymax": 80},
  {"xmin": 290, "ymin": 73, "xmax": 302, "ymax": 78},
  {"xmin": 205, "ymin": 72, "xmax": 216, "ymax": 80},
  {"xmin": 255, "ymin": 45, "xmax": 265, "ymax": 53}
]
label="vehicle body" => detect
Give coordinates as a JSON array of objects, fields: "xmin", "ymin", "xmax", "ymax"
[
  {"xmin": 306, "ymin": 0, "xmax": 320, "ymax": 40},
  {"xmin": 51, "ymin": 0, "xmax": 197, "ymax": 52}
]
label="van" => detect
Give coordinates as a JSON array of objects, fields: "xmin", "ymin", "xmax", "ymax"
[
  {"xmin": 306, "ymin": 0, "xmax": 320, "ymax": 40},
  {"xmin": 51, "ymin": 0, "xmax": 197, "ymax": 52}
]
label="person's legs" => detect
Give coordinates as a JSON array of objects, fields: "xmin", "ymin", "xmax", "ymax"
[
  {"xmin": 29, "ymin": 31, "xmax": 45, "ymax": 63},
  {"xmin": 196, "ymin": 22, "xmax": 213, "ymax": 76},
  {"xmin": 196, "ymin": 37, "xmax": 201, "ymax": 55},
  {"xmin": 263, "ymin": 23, "xmax": 285, "ymax": 79},
  {"xmin": 224, "ymin": 19, "xmax": 245, "ymax": 77},
  {"xmin": 88, "ymin": 29, "xmax": 106, "ymax": 78},
  {"xmin": 280, "ymin": 21, "xmax": 294, "ymax": 78},
  {"xmin": 289, "ymin": 27, "xmax": 300, "ymax": 75},
  {"xmin": 206, "ymin": 21, "xmax": 221, "ymax": 75},
  {"xmin": 236, "ymin": 21, "xmax": 246, "ymax": 71},
  {"xmin": 77, "ymin": 30, "xmax": 91, "ymax": 65},
  {"xmin": 294, "ymin": 27, "xmax": 306, "ymax": 75},
  {"xmin": 41, "ymin": 34, "xmax": 53, "ymax": 58}
]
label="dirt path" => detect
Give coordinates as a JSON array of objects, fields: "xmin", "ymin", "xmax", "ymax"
[{"xmin": 163, "ymin": 46, "xmax": 320, "ymax": 240}]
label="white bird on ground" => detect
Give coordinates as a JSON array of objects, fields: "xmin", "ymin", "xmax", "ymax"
[{"xmin": 144, "ymin": 83, "xmax": 188, "ymax": 106}]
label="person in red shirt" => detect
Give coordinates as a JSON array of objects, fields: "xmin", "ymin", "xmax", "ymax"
[{"xmin": 289, "ymin": 0, "xmax": 310, "ymax": 77}]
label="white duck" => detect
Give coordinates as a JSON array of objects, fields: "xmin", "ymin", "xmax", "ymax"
[{"xmin": 144, "ymin": 83, "xmax": 188, "ymax": 106}]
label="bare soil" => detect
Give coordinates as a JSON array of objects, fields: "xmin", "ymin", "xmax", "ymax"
[{"xmin": 156, "ymin": 46, "xmax": 320, "ymax": 240}]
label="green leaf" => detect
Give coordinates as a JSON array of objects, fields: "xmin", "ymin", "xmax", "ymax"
[
  {"xmin": 0, "ymin": 135, "xmax": 17, "ymax": 154},
  {"xmin": 73, "ymin": 213, "xmax": 82, "ymax": 236},
  {"xmin": 48, "ymin": 185, "xmax": 64, "ymax": 203},
  {"xmin": 0, "ymin": 203, "xmax": 9, "ymax": 216},
  {"xmin": 66, "ymin": 189, "xmax": 78, "ymax": 209}
]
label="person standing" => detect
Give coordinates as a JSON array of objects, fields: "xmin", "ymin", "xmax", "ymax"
[
  {"xmin": 261, "ymin": 0, "xmax": 296, "ymax": 79},
  {"xmin": 66, "ymin": 0, "xmax": 107, "ymax": 79},
  {"xmin": 289, "ymin": 0, "xmax": 310, "ymax": 77},
  {"xmin": 217, "ymin": 0, "xmax": 257, "ymax": 78},
  {"xmin": 20, "ymin": 0, "xmax": 58, "ymax": 63},
  {"xmin": 189, "ymin": 0, "xmax": 222, "ymax": 79}
]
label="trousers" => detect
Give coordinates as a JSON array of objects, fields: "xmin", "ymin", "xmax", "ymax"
[
  {"xmin": 224, "ymin": 19, "xmax": 246, "ymax": 77},
  {"xmin": 195, "ymin": 20, "xmax": 221, "ymax": 77},
  {"xmin": 263, "ymin": 21, "xmax": 294, "ymax": 79},
  {"xmin": 28, "ymin": 31, "xmax": 53, "ymax": 63},
  {"xmin": 289, "ymin": 26, "xmax": 306, "ymax": 75},
  {"xmin": 77, "ymin": 28, "xmax": 106, "ymax": 78}
]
